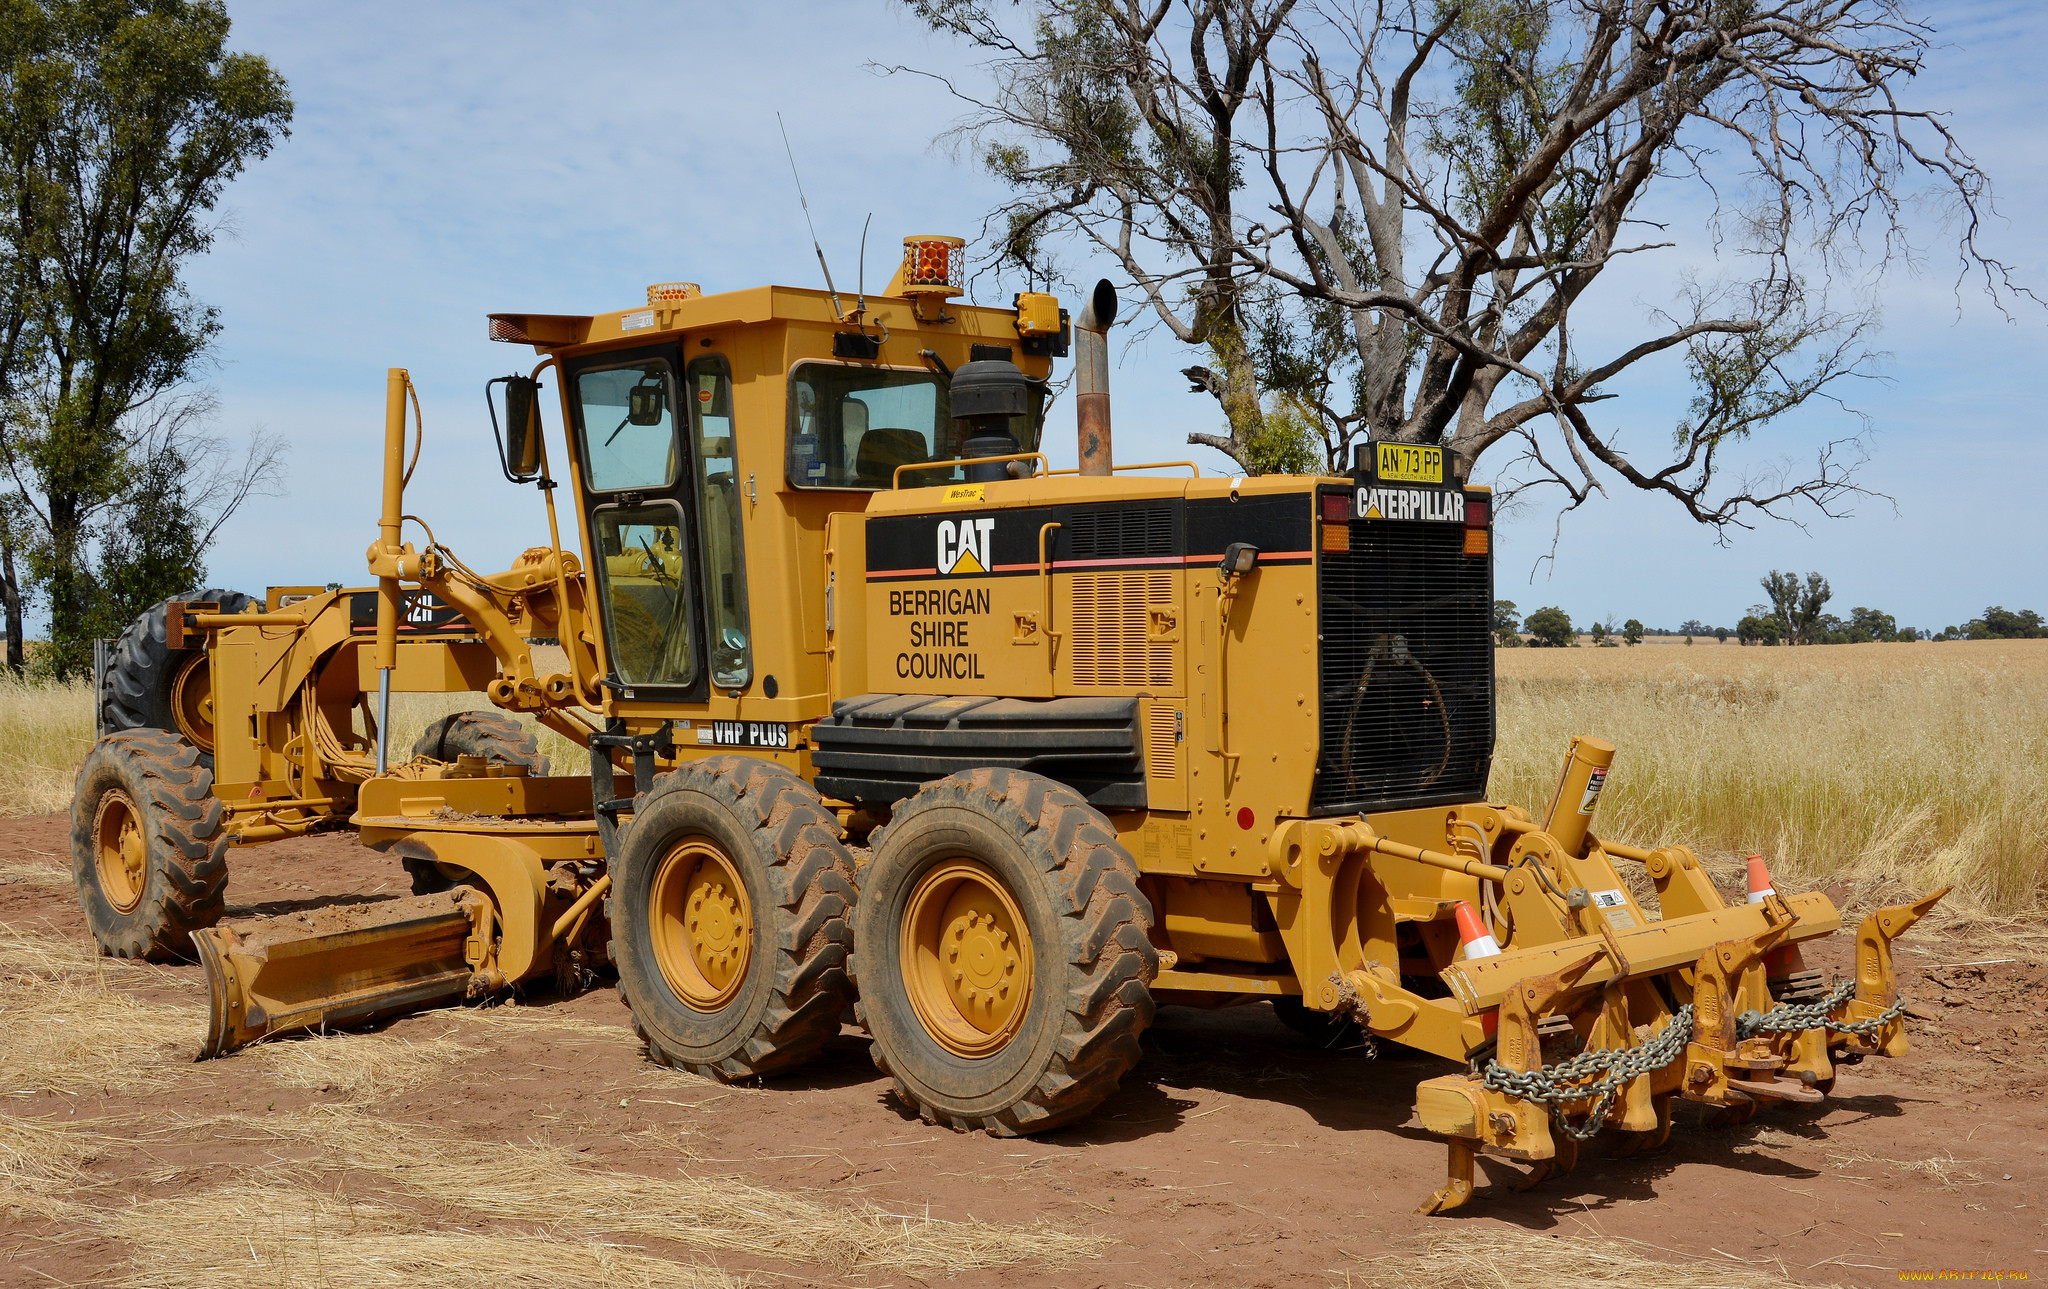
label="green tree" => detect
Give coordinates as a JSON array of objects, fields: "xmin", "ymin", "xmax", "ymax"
[
  {"xmin": 1737, "ymin": 614, "xmax": 1782, "ymax": 646},
  {"xmin": 1842, "ymin": 606, "xmax": 1897, "ymax": 643},
  {"xmin": 1622, "ymin": 618, "xmax": 1644, "ymax": 646},
  {"xmin": 1966, "ymin": 606, "xmax": 2046, "ymax": 639},
  {"xmin": 0, "ymin": 0, "xmax": 291, "ymax": 676},
  {"xmin": 1759, "ymin": 571, "xmax": 1832, "ymax": 646},
  {"xmin": 1491, "ymin": 598, "xmax": 1522, "ymax": 647},
  {"xmin": 905, "ymin": 1, "xmax": 2019, "ymax": 507},
  {"xmin": 1524, "ymin": 605, "xmax": 1572, "ymax": 648}
]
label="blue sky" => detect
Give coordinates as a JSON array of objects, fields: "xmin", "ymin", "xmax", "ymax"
[{"xmin": 163, "ymin": 1, "xmax": 2048, "ymax": 635}]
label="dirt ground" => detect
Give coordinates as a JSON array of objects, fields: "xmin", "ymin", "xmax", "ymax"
[{"xmin": 1, "ymin": 811, "xmax": 2040, "ymax": 1288}]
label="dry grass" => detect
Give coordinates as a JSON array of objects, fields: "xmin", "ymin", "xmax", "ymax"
[
  {"xmin": 0, "ymin": 915, "xmax": 1106, "ymax": 1283},
  {"xmin": 1495, "ymin": 639, "xmax": 2048, "ymax": 917},
  {"xmin": 0, "ymin": 857, "xmax": 69, "ymax": 888},
  {"xmin": 0, "ymin": 920, "xmax": 205, "ymax": 1097},
  {"xmin": 97, "ymin": 1180, "xmax": 745, "ymax": 1289},
  {"xmin": 259, "ymin": 1107, "xmax": 1108, "ymax": 1274},
  {"xmin": 0, "ymin": 672, "xmax": 94, "ymax": 816},
  {"xmin": 0, "ymin": 1113, "xmax": 105, "ymax": 1219},
  {"xmin": 245, "ymin": 1030, "xmax": 476, "ymax": 1105},
  {"xmin": 1361, "ymin": 1224, "xmax": 1841, "ymax": 1288}
]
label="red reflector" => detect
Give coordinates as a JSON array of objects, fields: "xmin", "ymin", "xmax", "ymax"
[
  {"xmin": 1236, "ymin": 806, "xmax": 1255, "ymax": 830},
  {"xmin": 1321, "ymin": 491, "xmax": 1351, "ymax": 523},
  {"xmin": 1464, "ymin": 493, "xmax": 1489, "ymax": 528}
]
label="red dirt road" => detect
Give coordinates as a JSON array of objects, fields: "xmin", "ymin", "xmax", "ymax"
[{"xmin": 2, "ymin": 810, "xmax": 2041, "ymax": 1287}]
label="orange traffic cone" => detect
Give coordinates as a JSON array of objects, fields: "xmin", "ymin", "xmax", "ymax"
[
  {"xmin": 1745, "ymin": 854, "xmax": 1774, "ymax": 903},
  {"xmin": 1453, "ymin": 900, "xmax": 1501, "ymax": 960},
  {"xmin": 1453, "ymin": 902, "xmax": 1503, "ymax": 1036},
  {"xmin": 1747, "ymin": 854, "xmax": 1806, "ymax": 977}
]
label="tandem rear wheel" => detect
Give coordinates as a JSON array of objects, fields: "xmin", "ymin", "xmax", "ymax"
[
  {"xmin": 610, "ymin": 756, "xmax": 858, "ymax": 1081},
  {"xmin": 853, "ymin": 769, "xmax": 1157, "ymax": 1135}
]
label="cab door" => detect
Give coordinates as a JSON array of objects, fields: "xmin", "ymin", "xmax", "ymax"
[
  {"xmin": 565, "ymin": 344, "xmax": 756, "ymax": 702},
  {"xmin": 566, "ymin": 346, "xmax": 709, "ymax": 701}
]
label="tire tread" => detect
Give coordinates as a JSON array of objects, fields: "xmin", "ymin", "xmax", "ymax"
[
  {"xmin": 70, "ymin": 729, "xmax": 229, "ymax": 961},
  {"xmin": 861, "ymin": 767, "xmax": 1156, "ymax": 1136},
  {"xmin": 615, "ymin": 755, "xmax": 856, "ymax": 1081}
]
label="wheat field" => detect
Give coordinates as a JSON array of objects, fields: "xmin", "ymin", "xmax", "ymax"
[
  {"xmin": 1493, "ymin": 639, "xmax": 2046, "ymax": 916},
  {"xmin": 4, "ymin": 639, "xmax": 2040, "ymax": 915}
]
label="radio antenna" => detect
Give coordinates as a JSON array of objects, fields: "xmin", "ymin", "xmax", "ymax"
[
  {"xmin": 777, "ymin": 113, "xmax": 845, "ymax": 321},
  {"xmin": 855, "ymin": 212, "xmax": 871, "ymax": 320}
]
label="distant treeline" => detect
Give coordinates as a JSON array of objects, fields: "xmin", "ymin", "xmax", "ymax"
[{"xmin": 1494, "ymin": 573, "xmax": 2045, "ymax": 648}]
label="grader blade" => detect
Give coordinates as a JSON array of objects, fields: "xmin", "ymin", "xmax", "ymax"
[{"xmin": 193, "ymin": 887, "xmax": 494, "ymax": 1058}]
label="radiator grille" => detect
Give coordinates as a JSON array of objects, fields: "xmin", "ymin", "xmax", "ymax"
[
  {"xmin": 1070, "ymin": 572, "xmax": 1176, "ymax": 688},
  {"xmin": 1311, "ymin": 504, "xmax": 1493, "ymax": 814},
  {"xmin": 1068, "ymin": 506, "xmax": 1174, "ymax": 559}
]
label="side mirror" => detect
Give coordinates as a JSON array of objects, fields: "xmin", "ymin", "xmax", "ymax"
[
  {"xmin": 627, "ymin": 378, "xmax": 667, "ymax": 427},
  {"xmin": 488, "ymin": 375, "xmax": 544, "ymax": 483}
]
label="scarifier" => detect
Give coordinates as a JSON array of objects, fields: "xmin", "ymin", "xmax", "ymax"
[{"xmin": 70, "ymin": 240, "xmax": 1945, "ymax": 1210}]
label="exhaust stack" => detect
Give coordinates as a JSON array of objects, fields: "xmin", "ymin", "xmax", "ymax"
[{"xmin": 1075, "ymin": 279, "xmax": 1117, "ymax": 476}]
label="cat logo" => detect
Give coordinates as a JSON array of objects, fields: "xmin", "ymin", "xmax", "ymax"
[{"xmin": 937, "ymin": 516, "xmax": 996, "ymax": 575}]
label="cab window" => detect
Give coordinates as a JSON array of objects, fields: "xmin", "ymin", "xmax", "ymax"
[
  {"xmin": 576, "ymin": 360, "xmax": 677, "ymax": 492},
  {"xmin": 590, "ymin": 502, "xmax": 695, "ymax": 687},
  {"xmin": 688, "ymin": 355, "xmax": 750, "ymax": 688},
  {"xmin": 786, "ymin": 362, "xmax": 1041, "ymax": 490}
]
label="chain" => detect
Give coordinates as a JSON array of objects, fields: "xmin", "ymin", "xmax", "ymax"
[
  {"xmin": 1477, "ymin": 982, "xmax": 1912, "ymax": 1142},
  {"xmin": 1478, "ymin": 1005, "xmax": 1694, "ymax": 1141},
  {"xmin": 1737, "ymin": 979, "xmax": 1910, "ymax": 1039}
]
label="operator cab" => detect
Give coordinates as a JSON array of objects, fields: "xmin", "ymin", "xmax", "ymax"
[{"xmin": 489, "ymin": 248, "xmax": 1063, "ymax": 720}]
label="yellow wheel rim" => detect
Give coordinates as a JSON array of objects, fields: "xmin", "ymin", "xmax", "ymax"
[
  {"xmin": 92, "ymin": 789, "xmax": 147, "ymax": 914},
  {"xmin": 649, "ymin": 838, "xmax": 753, "ymax": 1011},
  {"xmin": 902, "ymin": 860, "xmax": 1033, "ymax": 1058},
  {"xmin": 171, "ymin": 652, "xmax": 215, "ymax": 752}
]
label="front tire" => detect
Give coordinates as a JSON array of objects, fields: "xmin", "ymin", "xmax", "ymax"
[
  {"xmin": 70, "ymin": 730, "xmax": 229, "ymax": 960},
  {"xmin": 610, "ymin": 756, "xmax": 857, "ymax": 1080},
  {"xmin": 854, "ymin": 769, "xmax": 1156, "ymax": 1135}
]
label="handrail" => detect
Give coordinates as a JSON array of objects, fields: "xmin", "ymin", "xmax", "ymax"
[
  {"xmin": 1038, "ymin": 521, "xmax": 1063, "ymax": 668},
  {"xmin": 892, "ymin": 452, "xmax": 1049, "ymax": 489},
  {"xmin": 1046, "ymin": 459, "xmax": 1201, "ymax": 477}
]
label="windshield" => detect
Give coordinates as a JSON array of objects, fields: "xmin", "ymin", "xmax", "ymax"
[
  {"xmin": 576, "ymin": 360, "xmax": 677, "ymax": 492},
  {"xmin": 787, "ymin": 363, "xmax": 1040, "ymax": 489}
]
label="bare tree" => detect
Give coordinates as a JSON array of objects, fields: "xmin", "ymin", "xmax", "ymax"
[{"xmin": 899, "ymin": 0, "xmax": 2022, "ymax": 534}]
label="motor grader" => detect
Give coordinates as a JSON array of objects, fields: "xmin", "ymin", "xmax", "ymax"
[{"xmin": 70, "ymin": 235, "xmax": 1944, "ymax": 1212}]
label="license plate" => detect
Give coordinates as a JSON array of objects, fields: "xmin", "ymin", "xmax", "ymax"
[
  {"xmin": 1376, "ymin": 442, "xmax": 1443, "ymax": 485},
  {"xmin": 699, "ymin": 721, "xmax": 791, "ymax": 749}
]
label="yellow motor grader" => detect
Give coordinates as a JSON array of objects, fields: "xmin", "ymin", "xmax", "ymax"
[{"xmin": 70, "ymin": 236, "xmax": 1943, "ymax": 1211}]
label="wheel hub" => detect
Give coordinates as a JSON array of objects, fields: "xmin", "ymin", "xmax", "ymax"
[
  {"xmin": 171, "ymin": 653, "xmax": 216, "ymax": 752},
  {"xmin": 92, "ymin": 789, "xmax": 147, "ymax": 914},
  {"xmin": 903, "ymin": 860, "xmax": 1033, "ymax": 1057},
  {"xmin": 650, "ymin": 838, "xmax": 753, "ymax": 1011}
]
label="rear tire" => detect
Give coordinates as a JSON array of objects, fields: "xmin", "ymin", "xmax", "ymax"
[
  {"xmin": 70, "ymin": 730, "xmax": 229, "ymax": 960},
  {"xmin": 100, "ymin": 588, "xmax": 253, "ymax": 767},
  {"xmin": 610, "ymin": 756, "xmax": 857, "ymax": 1080},
  {"xmin": 410, "ymin": 711, "xmax": 548, "ymax": 776},
  {"xmin": 853, "ymin": 769, "xmax": 1156, "ymax": 1135}
]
